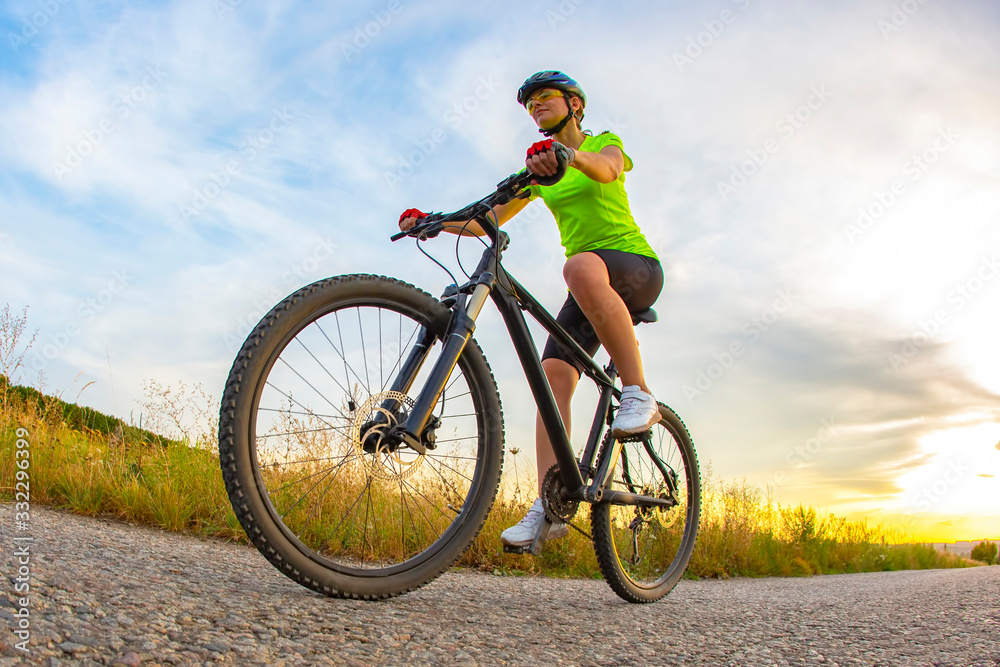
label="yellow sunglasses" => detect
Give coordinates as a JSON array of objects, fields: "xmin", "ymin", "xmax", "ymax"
[{"xmin": 525, "ymin": 89, "xmax": 564, "ymax": 113}]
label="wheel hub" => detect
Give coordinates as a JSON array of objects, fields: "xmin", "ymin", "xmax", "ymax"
[{"xmin": 350, "ymin": 391, "xmax": 425, "ymax": 481}]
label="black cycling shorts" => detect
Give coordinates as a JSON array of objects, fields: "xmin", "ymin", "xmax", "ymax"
[{"xmin": 541, "ymin": 249, "xmax": 663, "ymax": 375}]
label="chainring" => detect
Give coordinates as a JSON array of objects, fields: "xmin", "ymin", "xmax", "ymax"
[{"xmin": 541, "ymin": 464, "xmax": 580, "ymax": 525}]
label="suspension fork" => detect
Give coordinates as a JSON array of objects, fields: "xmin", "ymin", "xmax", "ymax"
[
  {"xmin": 391, "ymin": 273, "xmax": 496, "ymax": 454},
  {"xmin": 366, "ymin": 324, "xmax": 437, "ymax": 427},
  {"xmin": 385, "ymin": 328, "xmax": 436, "ymax": 397}
]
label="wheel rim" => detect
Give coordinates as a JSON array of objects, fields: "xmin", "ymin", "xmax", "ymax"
[
  {"xmin": 248, "ymin": 300, "xmax": 488, "ymax": 575},
  {"xmin": 606, "ymin": 415, "xmax": 695, "ymax": 589}
]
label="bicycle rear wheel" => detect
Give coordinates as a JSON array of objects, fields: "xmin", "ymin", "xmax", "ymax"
[
  {"xmin": 219, "ymin": 275, "xmax": 504, "ymax": 599},
  {"xmin": 591, "ymin": 403, "xmax": 701, "ymax": 603}
]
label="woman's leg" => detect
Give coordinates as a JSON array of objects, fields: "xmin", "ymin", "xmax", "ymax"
[
  {"xmin": 562, "ymin": 252, "xmax": 648, "ymax": 391},
  {"xmin": 535, "ymin": 357, "xmax": 579, "ymax": 497},
  {"xmin": 501, "ymin": 357, "xmax": 578, "ymax": 546}
]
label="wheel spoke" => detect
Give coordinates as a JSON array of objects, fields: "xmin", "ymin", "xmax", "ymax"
[
  {"xmin": 279, "ymin": 465, "xmax": 335, "ymax": 523},
  {"xmin": 269, "ymin": 450, "xmax": 355, "ymax": 494},
  {"xmin": 400, "ymin": 476, "xmax": 448, "ymax": 539},
  {"xmin": 378, "ymin": 308, "xmax": 384, "ymax": 392},
  {"xmin": 357, "ymin": 308, "xmax": 372, "ymax": 395},
  {"xmin": 425, "ymin": 455, "xmax": 474, "ymax": 485},
  {"xmin": 263, "ymin": 381, "xmax": 348, "ymax": 431},
  {"xmin": 331, "ymin": 311, "xmax": 370, "ymax": 396},
  {"xmin": 422, "ymin": 458, "xmax": 472, "ymax": 498},
  {"xmin": 258, "ymin": 424, "xmax": 352, "ymax": 441},
  {"xmin": 380, "ymin": 316, "xmax": 422, "ymax": 394},
  {"xmin": 293, "ymin": 337, "xmax": 355, "ymax": 401},
  {"xmin": 258, "ymin": 407, "xmax": 349, "ymax": 420},
  {"xmin": 317, "ymin": 474, "xmax": 372, "ymax": 556}
]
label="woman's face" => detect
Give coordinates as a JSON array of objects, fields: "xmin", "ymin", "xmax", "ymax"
[{"xmin": 528, "ymin": 88, "xmax": 572, "ymax": 130}]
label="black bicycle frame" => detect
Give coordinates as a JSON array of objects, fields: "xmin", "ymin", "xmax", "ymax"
[{"xmin": 390, "ymin": 207, "xmax": 631, "ymax": 503}]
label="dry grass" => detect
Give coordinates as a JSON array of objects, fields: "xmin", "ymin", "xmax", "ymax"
[{"xmin": 0, "ymin": 379, "xmax": 973, "ymax": 579}]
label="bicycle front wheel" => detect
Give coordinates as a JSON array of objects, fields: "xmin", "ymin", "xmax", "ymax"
[
  {"xmin": 219, "ymin": 275, "xmax": 504, "ymax": 599},
  {"xmin": 591, "ymin": 403, "xmax": 701, "ymax": 603}
]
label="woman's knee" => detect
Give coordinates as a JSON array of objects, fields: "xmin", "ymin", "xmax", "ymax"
[{"xmin": 562, "ymin": 252, "xmax": 609, "ymax": 295}]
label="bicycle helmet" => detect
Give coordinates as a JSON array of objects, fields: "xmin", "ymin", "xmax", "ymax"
[{"xmin": 517, "ymin": 70, "xmax": 586, "ymax": 136}]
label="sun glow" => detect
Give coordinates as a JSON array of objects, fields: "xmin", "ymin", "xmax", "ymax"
[{"xmin": 888, "ymin": 421, "xmax": 1000, "ymax": 540}]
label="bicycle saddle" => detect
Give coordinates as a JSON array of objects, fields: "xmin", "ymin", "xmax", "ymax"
[{"xmin": 630, "ymin": 308, "xmax": 658, "ymax": 325}]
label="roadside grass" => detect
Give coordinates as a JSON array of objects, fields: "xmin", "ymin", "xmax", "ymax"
[{"xmin": 0, "ymin": 377, "xmax": 972, "ymax": 580}]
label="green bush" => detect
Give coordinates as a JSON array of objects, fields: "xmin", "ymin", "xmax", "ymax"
[{"xmin": 970, "ymin": 541, "xmax": 998, "ymax": 565}]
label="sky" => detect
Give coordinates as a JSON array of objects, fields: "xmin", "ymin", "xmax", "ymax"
[{"xmin": 1, "ymin": 0, "xmax": 998, "ymax": 542}]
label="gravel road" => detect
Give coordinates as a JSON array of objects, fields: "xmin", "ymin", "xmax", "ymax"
[{"xmin": 1, "ymin": 504, "xmax": 997, "ymax": 666}]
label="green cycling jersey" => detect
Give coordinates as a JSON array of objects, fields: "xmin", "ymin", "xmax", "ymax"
[{"xmin": 527, "ymin": 131, "xmax": 657, "ymax": 260}]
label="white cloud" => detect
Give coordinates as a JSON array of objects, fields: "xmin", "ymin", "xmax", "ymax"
[{"xmin": 1, "ymin": 0, "xmax": 998, "ymax": 534}]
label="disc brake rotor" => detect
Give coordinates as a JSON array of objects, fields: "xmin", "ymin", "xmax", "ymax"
[{"xmin": 350, "ymin": 391, "xmax": 424, "ymax": 481}]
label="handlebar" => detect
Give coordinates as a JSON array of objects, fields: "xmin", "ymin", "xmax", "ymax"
[
  {"xmin": 391, "ymin": 141, "xmax": 572, "ymax": 244},
  {"xmin": 389, "ymin": 215, "xmax": 445, "ymax": 242}
]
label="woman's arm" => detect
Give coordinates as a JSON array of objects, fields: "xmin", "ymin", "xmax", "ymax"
[
  {"xmin": 438, "ymin": 196, "xmax": 532, "ymax": 236},
  {"xmin": 568, "ymin": 145, "xmax": 625, "ymax": 184}
]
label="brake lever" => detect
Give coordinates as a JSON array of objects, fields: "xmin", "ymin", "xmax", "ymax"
[
  {"xmin": 416, "ymin": 221, "xmax": 444, "ymax": 241},
  {"xmin": 390, "ymin": 215, "xmax": 444, "ymax": 242},
  {"xmin": 493, "ymin": 171, "xmax": 535, "ymax": 205}
]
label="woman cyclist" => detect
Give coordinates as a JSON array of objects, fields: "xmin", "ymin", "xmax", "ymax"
[{"xmin": 398, "ymin": 70, "xmax": 663, "ymax": 549}]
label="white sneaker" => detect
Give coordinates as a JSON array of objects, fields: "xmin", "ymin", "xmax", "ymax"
[
  {"xmin": 500, "ymin": 498, "xmax": 569, "ymax": 547},
  {"xmin": 611, "ymin": 385, "xmax": 661, "ymax": 438}
]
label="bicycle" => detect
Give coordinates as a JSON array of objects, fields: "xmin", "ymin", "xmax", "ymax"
[{"xmin": 218, "ymin": 152, "xmax": 701, "ymax": 603}]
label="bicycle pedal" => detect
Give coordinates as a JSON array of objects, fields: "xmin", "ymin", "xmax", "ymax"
[
  {"xmin": 617, "ymin": 430, "xmax": 654, "ymax": 443},
  {"xmin": 501, "ymin": 541, "xmax": 545, "ymax": 556},
  {"xmin": 502, "ymin": 521, "xmax": 552, "ymax": 556},
  {"xmin": 502, "ymin": 544, "xmax": 534, "ymax": 555}
]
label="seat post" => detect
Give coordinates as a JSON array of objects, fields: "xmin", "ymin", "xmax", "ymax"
[{"xmin": 579, "ymin": 361, "xmax": 619, "ymax": 474}]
